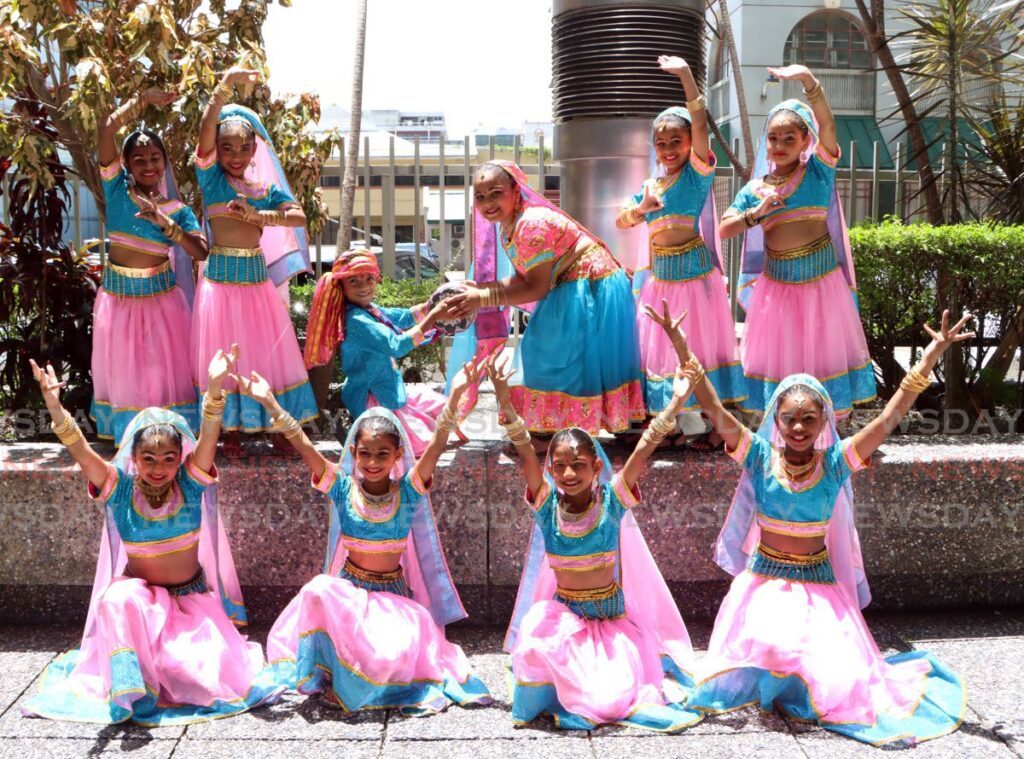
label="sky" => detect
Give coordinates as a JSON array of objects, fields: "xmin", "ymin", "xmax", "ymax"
[{"xmin": 263, "ymin": 0, "xmax": 554, "ymax": 134}]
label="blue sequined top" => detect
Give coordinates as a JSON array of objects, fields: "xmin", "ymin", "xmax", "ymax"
[
  {"xmin": 727, "ymin": 143, "xmax": 840, "ymax": 232},
  {"xmin": 726, "ymin": 427, "xmax": 869, "ymax": 535},
  {"xmin": 313, "ymin": 464, "xmax": 430, "ymax": 555},
  {"xmin": 100, "ymin": 161, "xmax": 202, "ymax": 258},
  {"xmin": 527, "ymin": 475, "xmax": 640, "ymax": 572},
  {"xmin": 88, "ymin": 457, "xmax": 218, "ymax": 559},
  {"xmin": 194, "ymin": 149, "xmax": 298, "ymax": 222},
  {"xmin": 630, "ymin": 151, "xmax": 716, "ymax": 236}
]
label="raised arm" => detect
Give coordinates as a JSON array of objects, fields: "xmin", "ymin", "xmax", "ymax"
[
  {"xmin": 645, "ymin": 300, "xmax": 748, "ymax": 451},
  {"xmin": 198, "ymin": 68, "xmax": 260, "ymax": 157},
  {"xmin": 619, "ymin": 369, "xmax": 694, "ymax": 492},
  {"xmin": 30, "ymin": 359, "xmax": 108, "ymax": 490},
  {"xmin": 487, "ymin": 352, "xmax": 544, "ymax": 496},
  {"xmin": 235, "ymin": 370, "xmax": 329, "ymax": 480},
  {"xmin": 98, "ymin": 89, "xmax": 174, "ymax": 167},
  {"xmin": 851, "ymin": 311, "xmax": 974, "ymax": 461},
  {"xmin": 411, "ymin": 360, "xmax": 480, "ymax": 487},
  {"xmin": 767, "ymin": 64, "xmax": 837, "ymax": 156},
  {"xmin": 659, "ymin": 55, "xmax": 709, "ymax": 163},
  {"xmin": 191, "ymin": 345, "xmax": 236, "ymax": 473}
]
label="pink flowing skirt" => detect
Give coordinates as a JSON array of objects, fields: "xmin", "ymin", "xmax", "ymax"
[
  {"xmin": 267, "ymin": 574, "xmax": 491, "ymax": 715},
  {"xmin": 190, "ymin": 277, "xmax": 317, "ymax": 432},
  {"xmin": 92, "ymin": 287, "xmax": 197, "ymax": 439},
  {"xmin": 689, "ymin": 571, "xmax": 965, "ymax": 744},
  {"xmin": 637, "ymin": 271, "xmax": 745, "ymax": 412},
  {"xmin": 510, "ymin": 599, "xmax": 699, "ymax": 730},
  {"xmin": 367, "ymin": 386, "xmax": 447, "ymax": 457},
  {"xmin": 23, "ymin": 577, "xmax": 280, "ymax": 725},
  {"xmin": 741, "ymin": 269, "xmax": 876, "ymax": 417}
]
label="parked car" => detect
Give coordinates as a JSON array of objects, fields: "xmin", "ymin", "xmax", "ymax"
[
  {"xmin": 315, "ymin": 244, "xmax": 440, "ymax": 281},
  {"xmin": 394, "ymin": 241, "xmax": 440, "ymax": 264}
]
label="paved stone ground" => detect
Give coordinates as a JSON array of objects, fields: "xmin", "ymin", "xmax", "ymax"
[{"xmin": 0, "ymin": 609, "xmax": 1021, "ymax": 758}]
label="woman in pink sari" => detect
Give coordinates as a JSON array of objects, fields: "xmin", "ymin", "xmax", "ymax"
[
  {"xmin": 489, "ymin": 352, "xmax": 701, "ymax": 731},
  {"xmin": 23, "ymin": 349, "xmax": 281, "ymax": 725}
]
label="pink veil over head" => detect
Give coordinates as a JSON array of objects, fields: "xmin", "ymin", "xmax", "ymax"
[
  {"xmin": 503, "ymin": 432, "xmax": 693, "ymax": 671},
  {"xmin": 83, "ymin": 408, "xmax": 246, "ymax": 645},
  {"xmin": 713, "ymin": 373, "xmax": 871, "ymax": 608}
]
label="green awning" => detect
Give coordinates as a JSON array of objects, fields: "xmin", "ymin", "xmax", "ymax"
[
  {"xmin": 711, "ymin": 121, "xmax": 732, "ymax": 168},
  {"xmin": 903, "ymin": 117, "xmax": 983, "ymax": 170},
  {"xmin": 834, "ymin": 116, "xmax": 893, "ymax": 169}
]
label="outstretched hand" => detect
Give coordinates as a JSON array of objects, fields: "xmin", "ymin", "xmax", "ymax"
[
  {"xmin": 231, "ymin": 369, "xmax": 274, "ymax": 407},
  {"xmin": 766, "ymin": 65, "xmax": 812, "ymax": 82},
  {"xmin": 486, "ymin": 351, "xmax": 515, "ymax": 408},
  {"xmin": 29, "ymin": 359, "xmax": 65, "ymax": 408},
  {"xmin": 134, "ymin": 193, "xmax": 172, "ymax": 231},
  {"xmin": 924, "ymin": 310, "xmax": 975, "ymax": 356},
  {"xmin": 449, "ymin": 360, "xmax": 481, "ymax": 399},
  {"xmin": 144, "ymin": 88, "xmax": 177, "ymax": 107},
  {"xmin": 658, "ymin": 55, "xmax": 690, "ymax": 76},
  {"xmin": 638, "ymin": 182, "xmax": 665, "ymax": 214},
  {"xmin": 208, "ymin": 344, "xmax": 239, "ymax": 394}
]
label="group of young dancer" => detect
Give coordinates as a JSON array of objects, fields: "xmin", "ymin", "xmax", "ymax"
[{"xmin": 24, "ymin": 58, "xmax": 970, "ymax": 746}]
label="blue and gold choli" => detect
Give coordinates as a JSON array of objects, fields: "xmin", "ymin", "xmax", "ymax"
[
  {"xmin": 88, "ymin": 458, "xmax": 219, "ymax": 590},
  {"xmin": 632, "ymin": 151, "xmax": 717, "ymax": 283},
  {"xmin": 194, "ymin": 149, "xmax": 298, "ymax": 284},
  {"xmin": 100, "ymin": 159, "xmax": 204, "ymax": 296},
  {"xmin": 725, "ymin": 426, "xmax": 870, "ymax": 582},
  {"xmin": 312, "ymin": 463, "xmax": 431, "ymax": 596},
  {"xmin": 527, "ymin": 474, "xmax": 641, "ymax": 620}
]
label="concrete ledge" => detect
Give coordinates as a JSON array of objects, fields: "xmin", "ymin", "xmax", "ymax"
[{"xmin": 1, "ymin": 436, "xmax": 1022, "ymax": 625}]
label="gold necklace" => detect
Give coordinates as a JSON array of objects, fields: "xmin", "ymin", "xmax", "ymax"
[
  {"xmin": 557, "ymin": 495, "xmax": 595, "ymax": 522},
  {"xmin": 779, "ymin": 451, "xmax": 818, "ymax": 481},
  {"xmin": 764, "ymin": 168, "xmax": 796, "ymax": 186},
  {"xmin": 137, "ymin": 479, "xmax": 173, "ymax": 508},
  {"xmin": 358, "ymin": 480, "xmax": 396, "ymax": 508}
]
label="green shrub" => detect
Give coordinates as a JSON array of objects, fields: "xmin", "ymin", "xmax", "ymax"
[
  {"xmin": 851, "ymin": 220, "xmax": 1024, "ymax": 406},
  {"xmin": 290, "ymin": 275, "xmax": 445, "ymax": 384}
]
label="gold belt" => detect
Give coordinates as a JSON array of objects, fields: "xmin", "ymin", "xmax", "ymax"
[
  {"xmin": 554, "ymin": 582, "xmax": 620, "ymax": 601},
  {"xmin": 757, "ymin": 543, "xmax": 829, "ymax": 565},
  {"xmin": 650, "ymin": 236, "xmax": 705, "ymax": 256},
  {"xmin": 106, "ymin": 260, "xmax": 171, "ymax": 278},
  {"xmin": 765, "ymin": 233, "xmax": 832, "ymax": 260},
  {"xmin": 342, "ymin": 558, "xmax": 404, "ymax": 583},
  {"xmin": 210, "ymin": 245, "xmax": 263, "ymax": 258}
]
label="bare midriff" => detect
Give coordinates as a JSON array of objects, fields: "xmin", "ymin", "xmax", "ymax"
[
  {"xmin": 108, "ymin": 246, "xmax": 170, "ymax": 270},
  {"xmin": 209, "ymin": 217, "xmax": 262, "ymax": 249},
  {"xmin": 650, "ymin": 226, "xmax": 700, "ymax": 249},
  {"xmin": 126, "ymin": 546, "xmax": 200, "ymax": 586},
  {"xmin": 763, "ymin": 218, "xmax": 830, "ymax": 252},
  {"xmin": 346, "ymin": 549, "xmax": 403, "ymax": 575},
  {"xmin": 553, "ymin": 566, "xmax": 616, "ymax": 591},
  {"xmin": 759, "ymin": 528, "xmax": 825, "ymax": 555}
]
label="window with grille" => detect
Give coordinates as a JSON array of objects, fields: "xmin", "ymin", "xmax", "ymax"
[{"xmin": 783, "ymin": 13, "xmax": 870, "ymax": 70}]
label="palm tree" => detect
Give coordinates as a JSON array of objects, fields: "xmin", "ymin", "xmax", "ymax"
[{"xmin": 337, "ymin": 0, "xmax": 368, "ymax": 252}]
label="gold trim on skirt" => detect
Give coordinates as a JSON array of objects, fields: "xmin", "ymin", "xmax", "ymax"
[
  {"xmin": 765, "ymin": 233, "xmax": 832, "ymax": 261},
  {"xmin": 210, "ymin": 244, "xmax": 264, "ymax": 258}
]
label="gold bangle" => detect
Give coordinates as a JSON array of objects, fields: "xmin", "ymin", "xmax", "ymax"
[
  {"xmin": 212, "ymin": 79, "xmax": 234, "ymax": 103},
  {"xmin": 509, "ymin": 429, "xmax": 532, "ymax": 446},
  {"xmin": 111, "ymin": 95, "xmax": 146, "ymax": 128},
  {"xmin": 900, "ymin": 368, "xmax": 931, "ymax": 394},
  {"xmin": 436, "ymin": 405, "xmax": 458, "ymax": 431},
  {"xmin": 686, "ymin": 95, "xmax": 706, "ymax": 112},
  {"xmin": 271, "ymin": 410, "xmax": 301, "ymax": 437},
  {"xmin": 257, "ymin": 210, "xmax": 287, "ymax": 228},
  {"xmin": 52, "ymin": 414, "xmax": 82, "ymax": 446},
  {"xmin": 804, "ymin": 82, "xmax": 825, "ymax": 102},
  {"xmin": 649, "ymin": 413, "xmax": 676, "ymax": 436},
  {"xmin": 642, "ymin": 427, "xmax": 667, "ymax": 445}
]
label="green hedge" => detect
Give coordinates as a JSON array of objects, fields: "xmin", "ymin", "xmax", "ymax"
[
  {"xmin": 851, "ymin": 220, "xmax": 1024, "ymax": 405},
  {"xmin": 290, "ymin": 275, "xmax": 445, "ymax": 383}
]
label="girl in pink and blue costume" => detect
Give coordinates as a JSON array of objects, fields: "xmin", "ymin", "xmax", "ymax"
[
  {"xmin": 92, "ymin": 88, "xmax": 209, "ymax": 441},
  {"xmin": 489, "ymin": 353, "xmax": 701, "ymax": 732},
  {"xmin": 649, "ymin": 305, "xmax": 969, "ymax": 745},
  {"xmin": 450, "ymin": 161, "xmax": 645, "ymax": 435},
  {"xmin": 192, "ymin": 68, "xmax": 317, "ymax": 438},
  {"xmin": 237, "ymin": 363, "xmax": 491, "ymax": 714},
  {"xmin": 721, "ymin": 65, "xmax": 875, "ymax": 418},
  {"xmin": 24, "ymin": 351, "xmax": 281, "ymax": 725},
  {"xmin": 618, "ymin": 56, "xmax": 744, "ymax": 422}
]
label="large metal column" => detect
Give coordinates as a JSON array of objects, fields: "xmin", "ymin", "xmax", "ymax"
[{"xmin": 553, "ymin": 0, "xmax": 706, "ymax": 269}]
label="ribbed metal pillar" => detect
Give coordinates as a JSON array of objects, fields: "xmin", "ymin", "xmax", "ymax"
[{"xmin": 553, "ymin": 0, "xmax": 706, "ymax": 269}]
